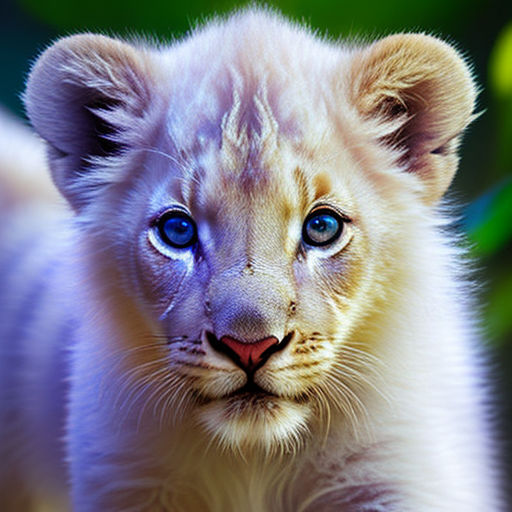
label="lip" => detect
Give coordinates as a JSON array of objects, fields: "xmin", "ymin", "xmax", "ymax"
[{"xmin": 227, "ymin": 380, "xmax": 276, "ymax": 398}]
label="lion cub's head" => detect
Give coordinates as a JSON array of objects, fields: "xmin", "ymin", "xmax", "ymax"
[{"xmin": 25, "ymin": 11, "xmax": 475, "ymax": 453}]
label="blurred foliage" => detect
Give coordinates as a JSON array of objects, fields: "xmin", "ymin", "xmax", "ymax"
[
  {"xmin": 485, "ymin": 270, "xmax": 512, "ymax": 343},
  {"xmin": 18, "ymin": 0, "xmax": 481, "ymax": 37},
  {"xmin": 465, "ymin": 178, "xmax": 512, "ymax": 256},
  {"xmin": 489, "ymin": 23, "xmax": 512, "ymax": 182},
  {"xmin": 463, "ymin": 22, "xmax": 512, "ymax": 350},
  {"xmin": 490, "ymin": 23, "xmax": 512, "ymax": 97}
]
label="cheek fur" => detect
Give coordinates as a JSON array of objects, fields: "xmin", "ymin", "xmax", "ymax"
[
  {"xmin": 293, "ymin": 237, "xmax": 368, "ymax": 329},
  {"xmin": 133, "ymin": 227, "xmax": 198, "ymax": 320}
]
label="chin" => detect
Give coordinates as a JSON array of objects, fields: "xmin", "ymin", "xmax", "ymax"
[{"xmin": 196, "ymin": 391, "xmax": 313, "ymax": 455}]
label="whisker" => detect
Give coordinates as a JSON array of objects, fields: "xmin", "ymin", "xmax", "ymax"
[
  {"xmin": 311, "ymin": 386, "xmax": 331, "ymax": 448},
  {"xmin": 336, "ymin": 343, "xmax": 387, "ymax": 368},
  {"xmin": 136, "ymin": 373, "xmax": 182, "ymax": 431},
  {"xmin": 98, "ymin": 342, "xmax": 169, "ymax": 399},
  {"xmin": 147, "ymin": 373, "xmax": 183, "ymax": 420},
  {"xmin": 134, "ymin": 147, "xmax": 184, "ymax": 168},
  {"xmin": 165, "ymin": 379, "xmax": 194, "ymax": 428},
  {"xmin": 321, "ymin": 377, "xmax": 359, "ymax": 436},
  {"xmin": 112, "ymin": 358, "xmax": 170, "ymax": 420},
  {"xmin": 329, "ymin": 363, "xmax": 391, "ymax": 407},
  {"xmin": 322, "ymin": 372, "xmax": 372, "ymax": 443}
]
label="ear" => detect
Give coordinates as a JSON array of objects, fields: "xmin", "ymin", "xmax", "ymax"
[
  {"xmin": 24, "ymin": 34, "xmax": 160, "ymax": 210},
  {"xmin": 349, "ymin": 34, "xmax": 477, "ymax": 204}
]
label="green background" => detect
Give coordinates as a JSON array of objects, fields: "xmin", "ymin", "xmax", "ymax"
[{"xmin": 1, "ymin": 0, "xmax": 511, "ymax": 500}]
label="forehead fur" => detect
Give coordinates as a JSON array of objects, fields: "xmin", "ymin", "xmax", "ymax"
[
  {"xmin": 160, "ymin": 10, "xmax": 351, "ymax": 162},
  {"xmin": 152, "ymin": 11, "xmax": 366, "ymax": 215}
]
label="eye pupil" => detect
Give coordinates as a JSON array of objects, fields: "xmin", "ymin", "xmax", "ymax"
[
  {"xmin": 157, "ymin": 211, "xmax": 197, "ymax": 248},
  {"xmin": 303, "ymin": 209, "xmax": 343, "ymax": 247},
  {"xmin": 311, "ymin": 217, "xmax": 330, "ymax": 232},
  {"xmin": 174, "ymin": 219, "xmax": 190, "ymax": 233}
]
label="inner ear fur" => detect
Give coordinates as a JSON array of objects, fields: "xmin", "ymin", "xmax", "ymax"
[
  {"xmin": 24, "ymin": 34, "xmax": 158, "ymax": 210},
  {"xmin": 349, "ymin": 34, "xmax": 477, "ymax": 204}
]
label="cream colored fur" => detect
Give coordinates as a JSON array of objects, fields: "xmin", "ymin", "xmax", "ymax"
[{"xmin": 0, "ymin": 8, "xmax": 502, "ymax": 511}]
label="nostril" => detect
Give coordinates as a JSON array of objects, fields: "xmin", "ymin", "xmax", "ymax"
[
  {"xmin": 220, "ymin": 335, "xmax": 278, "ymax": 370},
  {"xmin": 206, "ymin": 331, "xmax": 294, "ymax": 373}
]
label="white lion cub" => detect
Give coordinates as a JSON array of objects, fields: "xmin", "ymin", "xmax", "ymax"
[{"xmin": 0, "ymin": 8, "xmax": 502, "ymax": 512}]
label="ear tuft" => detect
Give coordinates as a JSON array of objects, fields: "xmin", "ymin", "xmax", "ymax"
[
  {"xmin": 349, "ymin": 34, "xmax": 477, "ymax": 203},
  {"xmin": 24, "ymin": 34, "xmax": 159, "ymax": 210}
]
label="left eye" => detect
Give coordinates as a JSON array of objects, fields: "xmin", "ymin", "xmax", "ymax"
[
  {"xmin": 156, "ymin": 211, "xmax": 197, "ymax": 248},
  {"xmin": 302, "ymin": 208, "xmax": 344, "ymax": 247}
]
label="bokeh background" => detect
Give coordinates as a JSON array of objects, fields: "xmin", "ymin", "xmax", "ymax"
[{"xmin": 1, "ymin": 0, "xmax": 511, "ymax": 501}]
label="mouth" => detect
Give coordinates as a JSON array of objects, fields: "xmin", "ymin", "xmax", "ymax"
[
  {"xmin": 196, "ymin": 381, "xmax": 313, "ymax": 451},
  {"xmin": 226, "ymin": 380, "xmax": 276, "ymax": 399}
]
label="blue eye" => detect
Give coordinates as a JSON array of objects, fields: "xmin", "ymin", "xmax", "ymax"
[
  {"xmin": 157, "ymin": 211, "xmax": 197, "ymax": 249},
  {"xmin": 303, "ymin": 208, "xmax": 344, "ymax": 247}
]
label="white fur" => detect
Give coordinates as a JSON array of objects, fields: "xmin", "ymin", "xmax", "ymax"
[{"xmin": 0, "ymin": 9, "xmax": 503, "ymax": 511}]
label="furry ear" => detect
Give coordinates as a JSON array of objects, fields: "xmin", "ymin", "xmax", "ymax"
[
  {"xmin": 24, "ymin": 34, "xmax": 159, "ymax": 210},
  {"xmin": 349, "ymin": 34, "xmax": 477, "ymax": 204}
]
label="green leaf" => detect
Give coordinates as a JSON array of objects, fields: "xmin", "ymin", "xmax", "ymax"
[
  {"xmin": 465, "ymin": 177, "xmax": 512, "ymax": 256},
  {"xmin": 490, "ymin": 23, "xmax": 512, "ymax": 98},
  {"xmin": 484, "ymin": 271, "xmax": 512, "ymax": 347}
]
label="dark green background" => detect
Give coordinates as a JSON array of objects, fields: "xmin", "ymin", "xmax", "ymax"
[{"xmin": 1, "ymin": 0, "xmax": 511, "ymax": 500}]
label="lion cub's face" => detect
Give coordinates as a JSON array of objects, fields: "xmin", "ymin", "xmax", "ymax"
[
  {"xmin": 119, "ymin": 92, "xmax": 391, "ymax": 453},
  {"xmin": 25, "ymin": 12, "xmax": 475, "ymax": 453}
]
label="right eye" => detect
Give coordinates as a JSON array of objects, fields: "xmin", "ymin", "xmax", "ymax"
[
  {"xmin": 302, "ymin": 207, "xmax": 344, "ymax": 247},
  {"xmin": 156, "ymin": 211, "xmax": 197, "ymax": 249}
]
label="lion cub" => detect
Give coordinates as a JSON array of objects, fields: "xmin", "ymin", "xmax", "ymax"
[{"xmin": 0, "ymin": 8, "xmax": 501, "ymax": 511}]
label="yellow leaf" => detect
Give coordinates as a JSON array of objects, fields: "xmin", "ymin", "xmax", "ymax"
[{"xmin": 490, "ymin": 23, "xmax": 512, "ymax": 97}]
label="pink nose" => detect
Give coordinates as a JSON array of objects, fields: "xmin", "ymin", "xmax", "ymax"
[{"xmin": 219, "ymin": 335, "xmax": 280, "ymax": 372}]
